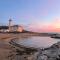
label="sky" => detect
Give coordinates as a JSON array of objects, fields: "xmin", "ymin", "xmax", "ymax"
[{"xmin": 0, "ymin": 0, "xmax": 60, "ymax": 32}]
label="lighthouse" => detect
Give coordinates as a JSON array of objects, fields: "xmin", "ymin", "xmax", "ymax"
[
  {"xmin": 9, "ymin": 19, "xmax": 12, "ymax": 32},
  {"xmin": 8, "ymin": 19, "xmax": 24, "ymax": 32}
]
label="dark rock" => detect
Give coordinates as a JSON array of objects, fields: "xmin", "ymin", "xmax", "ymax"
[{"xmin": 36, "ymin": 42, "xmax": 60, "ymax": 60}]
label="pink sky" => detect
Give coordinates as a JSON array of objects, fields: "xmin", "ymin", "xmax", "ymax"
[{"xmin": 28, "ymin": 18, "xmax": 60, "ymax": 32}]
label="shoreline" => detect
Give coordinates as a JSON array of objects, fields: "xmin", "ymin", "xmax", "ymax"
[
  {"xmin": 0, "ymin": 33, "xmax": 59, "ymax": 60},
  {"xmin": 8, "ymin": 37, "xmax": 60, "ymax": 60}
]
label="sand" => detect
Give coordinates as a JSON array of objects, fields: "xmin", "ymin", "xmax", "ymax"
[{"xmin": 0, "ymin": 33, "xmax": 37, "ymax": 60}]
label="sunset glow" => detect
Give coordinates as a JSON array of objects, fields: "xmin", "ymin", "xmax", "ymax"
[
  {"xmin": 27, "ymin": 18, "xmax": 60, "ymax": 32},
  {"xmin": 0, "ymin": 0, "xmax": 60, "ymax": 32}
]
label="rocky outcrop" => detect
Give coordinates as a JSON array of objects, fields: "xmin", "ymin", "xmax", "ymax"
[
  {"xmin": 9, "ymin": 39, "xmax": 60, "ymax": 60},
  {"xmin": 9, "ymin": 39, "xmax": 38, "ymax": 60},
  {"xmin": 36, "ymin": 42, "xmax": 60, "ymax": 60}
]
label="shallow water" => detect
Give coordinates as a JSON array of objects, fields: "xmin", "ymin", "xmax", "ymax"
[{"xmin": 14, "ymin": 36, "xmax": 60, "ymax": 48}]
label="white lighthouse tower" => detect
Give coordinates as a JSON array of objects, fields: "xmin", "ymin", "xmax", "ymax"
[{"xmin": 9, "ymin": 19, "xmax": 12, "ymax": 32}]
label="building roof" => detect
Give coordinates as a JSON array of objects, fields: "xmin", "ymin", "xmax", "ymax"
[
  {"xmin": 0, "ymin": 26, "xmax": 8, "ymax": 29},
  {"xmin": 0, "ymin": 25, "xmax": 23, "ymax": 29},
  {"xmin": 12, "ymin": 25, "xmax": 19, "ymax": 27},
  {"xmin": 12, "ymin": 25, "xmax": 23, "ymax": 27}
]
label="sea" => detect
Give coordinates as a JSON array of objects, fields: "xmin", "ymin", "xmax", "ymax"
[{"xmin": 14, "ymin": 36, "xmax": 60, "ymax": 48}]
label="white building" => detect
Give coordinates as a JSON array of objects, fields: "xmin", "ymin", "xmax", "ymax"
[
  {"xmin": 0, "ymin": 19, "xmax": 24, "ymax": 32},
  {"xmin": 8, "ymin": 19, "xmax": 24, "ymax": 32},
  {"xmin": 10, "ymin": 25, "xmax": 23, "ymax": 32}
]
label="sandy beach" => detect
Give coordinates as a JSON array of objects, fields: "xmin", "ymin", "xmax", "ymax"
[
  {"xmin": 0, "ymin": 33, "xmax": 38, "ymax": 60},
  {"xmin": 0, "ymin": 33, "xmax": 60, "ymax": 60}
]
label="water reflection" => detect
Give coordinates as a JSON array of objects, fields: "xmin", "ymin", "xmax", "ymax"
[{"xmin": 15, "ymin": 36, "xmax": 60, "ymax": 48}]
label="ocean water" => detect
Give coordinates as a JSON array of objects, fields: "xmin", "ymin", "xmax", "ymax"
[{"xmin": 15, "ymin": 36, "xmax": 60, "ymax": 48}]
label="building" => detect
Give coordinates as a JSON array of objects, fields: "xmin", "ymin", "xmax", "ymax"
[
  {"xmin": 10, "ymin": 25, "xmax": 23, "ymax": 32},
  {"xmin": 0, "ymin": 19, "xmax": 24, "ymax": 32},
  {"xmin": 8, "ymin": 19, "xmax": 24, "ymax": 32},
  {"xmin": 0, "ymin": 26, "xmax": 9, "ymax": 32},
  {"xmin": 0, "ymin": 25, "xmax": 24, "ymax": 32}
]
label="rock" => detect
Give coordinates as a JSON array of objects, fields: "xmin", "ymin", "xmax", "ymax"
[
  {"xmin": 36, "ymin": 42, "xmax": 60, "ymax": 60},
  {"xmin": 9, "ymin": 39, "xmax": 60, "ymax": 60}
]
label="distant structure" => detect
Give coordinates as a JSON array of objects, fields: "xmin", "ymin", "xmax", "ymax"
[
  {"xmin": 0, "ymin": 19, "xmax": 24, "ymax": 32},
  {"xmin": 9, "ymin": 19, "xmax": 12, "ymax": 32},
  {"xmin": 10, "ymin": 25, "xmax": 23, "ymax": 32},
  {"xmin": 0, "ymin": 26, "xmax": 9, "ymax": 32}
]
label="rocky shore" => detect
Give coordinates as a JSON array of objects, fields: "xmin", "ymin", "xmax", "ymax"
[
  {"xmin": 0, "ymin": 41, "xmax": 60, "ymax": 60},
  {"xmin": 36, "ymin": 42, "xmax": 60, "ymax": 60},
  {"xmin": 8, "ymin": 39, "xmax": 60, "ymax": 60},
  {"xmin": 9, "ymin": 38, "xmax": 38, "ymax": 60},
  {"xmin": 0, "ymin": 33, "xmax": 38, "ymax": 60},
  {"xmin": 0, "ymin": 33, "xmax": 60, "ymax": 60}
]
